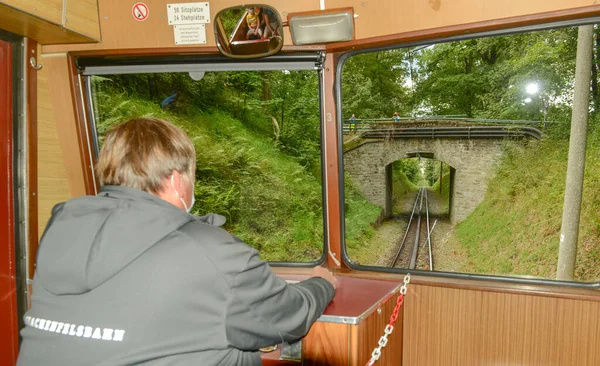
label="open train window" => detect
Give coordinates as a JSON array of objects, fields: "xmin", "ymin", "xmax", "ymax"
[
  {"xmin": 80, "ymin": 54, "xmax": 327, "ymax": 265},
  {"xmin": 338, "ymin": 22, "xmax": 600, "ymax": 285}
]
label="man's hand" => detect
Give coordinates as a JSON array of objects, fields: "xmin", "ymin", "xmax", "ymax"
[{"xmin": 310, "ymin": 266, "xmax": 337, "ymax": 290}]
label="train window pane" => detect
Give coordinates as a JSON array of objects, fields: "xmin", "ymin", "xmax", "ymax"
[
  {"xmin": 341, "ymin": 24, "xmax": 600, "ymax": 282},
  {"xmin": 88, "ymin": 70, "xmax": 325, "ymax": 263}
]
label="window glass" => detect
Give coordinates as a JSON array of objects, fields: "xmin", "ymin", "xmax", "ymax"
[
  {"xmin": 89, "ymin": 70, "xmax": 324, "ymax": 263},
  {"xmin": 341, "ymin": 25, "xmax": 600, "ymax": 282}
]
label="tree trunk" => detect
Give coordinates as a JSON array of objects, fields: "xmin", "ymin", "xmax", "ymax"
[
  {"xmin": 557, "ymin": 25, "xmax": 593, "ymax": 281},
  {"xmin": 261, "ymin": 71, "xmax": 271, "ymax": 101}
]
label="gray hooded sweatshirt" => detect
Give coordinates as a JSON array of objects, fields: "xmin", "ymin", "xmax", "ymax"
[{"xmin": 17, "ymin": 185, "xmax": 335, "ymax": 365}]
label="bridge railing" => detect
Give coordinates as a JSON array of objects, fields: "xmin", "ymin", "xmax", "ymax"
[
  {"xmin": 358, "ymin": 126, "xmax": 543, "ymax": 140},
  {"xmin": 343, "ymin": 116, "xmax": 554, "ymax": 135}
]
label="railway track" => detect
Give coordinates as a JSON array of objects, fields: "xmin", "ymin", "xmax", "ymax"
[{"xmin": 390, "ymin": 188, "xmax": 434, "ymax": 270}]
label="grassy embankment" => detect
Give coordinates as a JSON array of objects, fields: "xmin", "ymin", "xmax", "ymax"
[
  {"xmin": 96, "ymin": 91, "xmax": 380, "ymax": 262},
  {"xmin": 431, "ymin": 172, "xmax": 450, "ymax": 213},
  {"xmin": 448, "ymin": 128, "xmax": 600, "ymax": 281}
]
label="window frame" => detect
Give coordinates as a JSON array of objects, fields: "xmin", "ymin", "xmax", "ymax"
[
  {"xmin": 335, "ymin": 18, "xmax": 600, "ymax": 288},
  {"xmin": 78, "ymin": 52, "xmax": 329, "ymax": 267}
]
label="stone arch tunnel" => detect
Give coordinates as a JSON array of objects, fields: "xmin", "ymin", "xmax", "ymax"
[{"xmin": 343, "ymin": 127, "xmax": 540, "ymax": 224}]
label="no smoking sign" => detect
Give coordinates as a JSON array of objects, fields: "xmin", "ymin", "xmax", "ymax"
[{"xmin": 132, "ymin": 2, "xmax": 149, "ymax": 21}]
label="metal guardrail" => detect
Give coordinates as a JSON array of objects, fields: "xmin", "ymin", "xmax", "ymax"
[
  {"xmin": 353, "ymin": 126, "xmax": 543, "ymax": 140},
  {"xmin": 344, "ymin": 116, "xmax": 555, "ymax": 125}
]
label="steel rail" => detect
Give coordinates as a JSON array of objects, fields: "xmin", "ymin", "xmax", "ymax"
[
  {"xmin": 424, "ymin": 189, "xmax": 433, "ymax": 271},
  {"xmin": 408, "ymin": 188, "xmax": 424, "ymax": 269},
  {"xmin": 390, "ymin": 188, "xmax": 422, "ymax": 267}
]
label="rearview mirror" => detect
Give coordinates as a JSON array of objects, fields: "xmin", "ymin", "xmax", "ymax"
[{"xmin": 214, "ymin": 5, "xmax": 284, "ymax": 59}]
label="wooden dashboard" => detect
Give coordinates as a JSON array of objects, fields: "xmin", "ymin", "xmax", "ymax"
[{"xmin": 262, "ymin": 276, "xmax": 403, "ymax": 365}]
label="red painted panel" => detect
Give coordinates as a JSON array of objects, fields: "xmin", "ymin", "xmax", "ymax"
[
  {"xmin": 0, "ymin": 39, "xmax": 19, "ymax": 365},
  {"xmin": 281, "ymin": 275, "xmax": 401, "ymax": 318}
]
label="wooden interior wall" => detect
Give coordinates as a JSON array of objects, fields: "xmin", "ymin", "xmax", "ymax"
[
  {"xmin": 351, "ymin": 293, "xmax": 402, "ymax": 365},
  {"xmin": 43, "ymin": 0, "xmax": 599, "ymax": 54},
  {"xmin": 36, "ymin": 54, "xmax": 78, "ymax": 239},
  {"xmin": 42, "ymin": 0, "xmax": 322, "ymax": 53},
  {"xmin": 403, "ymin": 284, "xmax": 600, "ymax": 365},
  {"xmin": 327, "ymin": 0, "xmax": 596, "ymax": 40}
]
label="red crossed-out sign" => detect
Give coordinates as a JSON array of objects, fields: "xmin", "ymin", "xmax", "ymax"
[{"xmin": 132, "ymin": 2, "xmax": 149, "ymax": 21}]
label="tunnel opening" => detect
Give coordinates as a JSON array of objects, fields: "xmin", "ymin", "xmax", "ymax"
[{"xmin": 386, "ymin": 155, "xmax": 453, "ymax": 219}]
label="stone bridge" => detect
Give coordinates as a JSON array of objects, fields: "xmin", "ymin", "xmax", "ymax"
[{"xmin": 343, "ymin": 126, "xmax": 541, "ymax": 224}]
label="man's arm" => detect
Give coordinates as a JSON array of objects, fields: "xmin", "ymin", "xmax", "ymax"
[
  {"xmin": 223, "ymin": 244, "xmax": 334, "ymax": 350},
  {"xmin": 182, "ymin": 222, "xmax": 335, "ymax": 350}
]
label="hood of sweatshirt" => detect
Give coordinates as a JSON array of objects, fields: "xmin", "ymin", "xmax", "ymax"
[{"xmin": 36, "ymin": 185, "xmax": 224, "ymax": 295}]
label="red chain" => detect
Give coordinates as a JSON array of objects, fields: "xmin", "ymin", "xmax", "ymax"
[{"xmin": 388, "ymin": 293, "xmax": 404, "ymax": 325}]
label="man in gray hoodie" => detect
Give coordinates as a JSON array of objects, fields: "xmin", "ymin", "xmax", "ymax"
[{"xmin": 17, "ymin": 117, "xmax": 336, "ymax": 365}]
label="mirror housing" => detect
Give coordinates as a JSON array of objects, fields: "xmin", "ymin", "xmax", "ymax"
[{"xmin": 214, "ymin": 5, "xmax": 284, "ymax": 59}]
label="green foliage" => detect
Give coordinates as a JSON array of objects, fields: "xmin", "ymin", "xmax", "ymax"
[
  {"xmin": 344, "ymin": 174, "xmax": 382, "ymax": 251},
  {"xmin": 93, "ymin": 70, "xmax": 330, "ymax": 262},
  {"xmin": 341, "ymin": 26, "xmax": 580, "ymax": 122},
  {"xmin": 390, "ymin": 159, "xmax": 420, "ymax": 213},
  {"xmin": 342, "ymin": 49, "xmax": 412, "ymax": 119},
  {"xmin": 391, "ymin": 171, "xmax": 418, "ymax": 214},
  {"xmin": 454, "ymin": 134, "xmax": 600, "ymax": 281},
  {"xmin": 413, "ymin": 29, "xmax": 577, "ymax": 120},
  {"xmin": 219, "ymin": 7, "xmax": 246, "ymax": 38},
  {"xmin": 431, "ymin": 171, "xmax": 450, "ymax": 212},
  {"xmin": 392, "ymin": 158, "xmax": 421, "ymax": 184}
]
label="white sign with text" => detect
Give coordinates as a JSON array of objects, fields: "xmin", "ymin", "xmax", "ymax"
[
  {"xmin": 167, "ymin": 2, "xmax": 210, "ymax": 25},
  {"xmin": 173, "ymin": 24, "xmax": 207, "ymax": 45}
]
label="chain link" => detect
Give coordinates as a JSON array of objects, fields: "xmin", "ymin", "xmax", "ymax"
[{"xmin": 366, "ymin": 273, "xmax": 410, "ymax": 366}]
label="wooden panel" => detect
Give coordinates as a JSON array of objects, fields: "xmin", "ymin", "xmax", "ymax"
[
  {"xmin": 64, "ymin": 0, "xmax": 101, "ymax": 40},
  {"xmin": 42, "ymin": 0, "xmax": 322, "ymax": 53},
  {"xmin": 1, "ymin": 0, "xmax": 63, "ymax": 24},
  {"xmin": 37, "ymin": 54, "xmax": 73, "ymax": 239},
  {"xmin": 351, "ymin": 293, "xmax": 403, "ymax": 366},
  {"xmin": 42, "ymin": 55, "xmax": 87, "ymax": 198},
  {"xmin": 42, "ymin": 1, "xmax": 600, "ymax": 53},
  {"xmin": 338, "ymin": 271, "xmax": 600, "ymax": 303},
  {"xmin": 327, "ymin": 0, "xmax": 597, "ymax": 41},
  {"xmin": 303, "ymin": 321, "xmax": 350, "ymax": 365},
  {"xmin": 403, "ymin": 284, "xmax": 600, "ymax": 365},
  {"xmin": 329, "ymin": 5, "xmax": 600, "ymax": 52},
  {"xmin": 0, "ymin": 3, "xmax": 98, "ymax": 44}
]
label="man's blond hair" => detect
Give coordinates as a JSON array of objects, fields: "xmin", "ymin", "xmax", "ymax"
[{"xmin": 96, "ymin": 118, "xmax": 196, "ymax": 194}]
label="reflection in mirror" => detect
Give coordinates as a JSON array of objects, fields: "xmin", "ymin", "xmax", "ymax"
[
  {"xmin": 214, "ymin": 5, "xmax": 284, "ymax": 59},
  {"xmin": 342, "ymin": 24, "xmax": 600, "ymax": 282}
]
